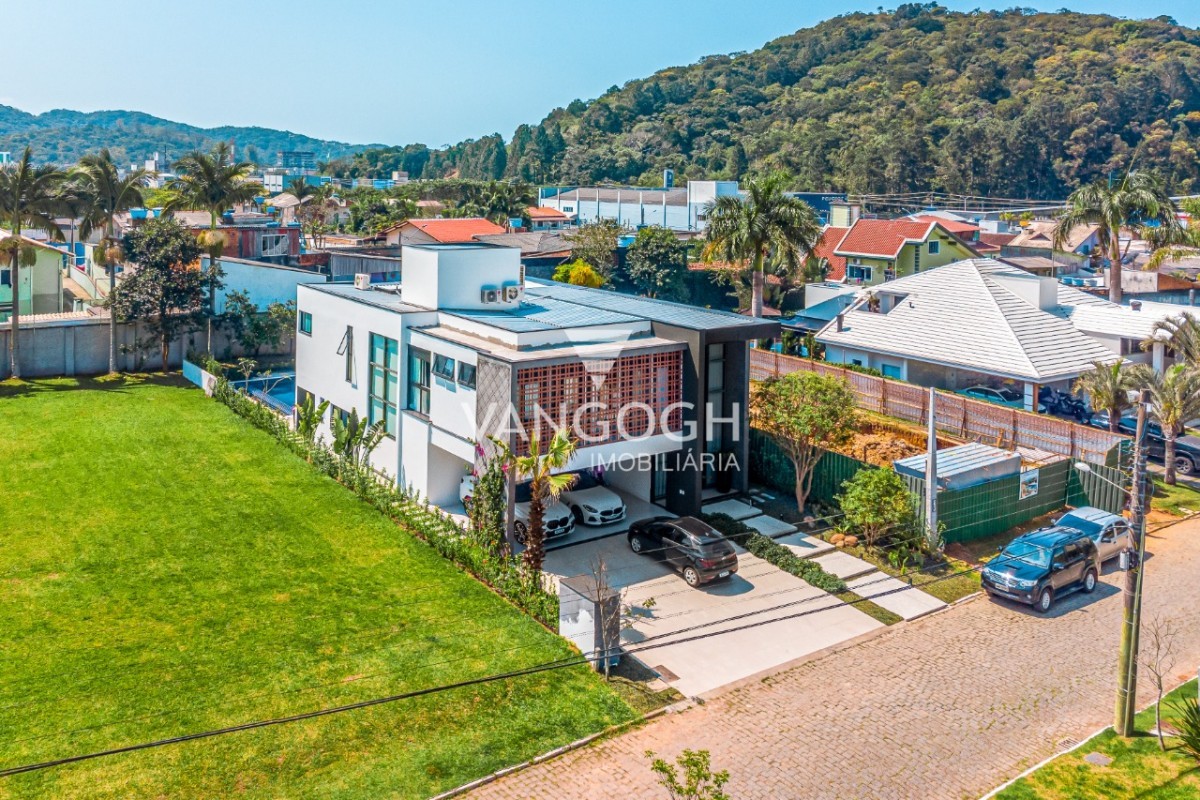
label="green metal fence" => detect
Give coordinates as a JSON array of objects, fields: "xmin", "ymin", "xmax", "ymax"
[{"xmin": 749, "ymin": 429, "xmax": 869, "ymax": 505}]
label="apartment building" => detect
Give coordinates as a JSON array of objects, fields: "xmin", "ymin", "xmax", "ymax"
[{"xmin": 294, "ymin": 243, "xmax": 776, "ymax": 517}]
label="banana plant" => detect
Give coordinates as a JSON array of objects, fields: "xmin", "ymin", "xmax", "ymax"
[{"xmin": 296, "ymin": 394, "xmax": 330, "ymax": 444}]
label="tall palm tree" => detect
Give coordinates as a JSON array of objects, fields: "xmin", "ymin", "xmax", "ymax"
[
  {"xmin": 1137, "ymin": 364, "xmax": 1200, "ymax": 484},
  {"xmin": 703, "ymin": 171, "xmax": 821, "ymax": 317},
  {"xmin": 1054, "ymin": 170, "xmax": 1180, "ymax": 304},
  {"xmin": 168, "ymin": 142, "xmax": 263, "ymax": 352},
  {"xmin": 73, "ymin": 149, "xmax": 148, "ymax": 373},
  {"xmin": 1073, "ymin": 359, "xmax": 1140, "ymax": 433},
  {"xmin": 286, "ymin": 176, "xmax": 317, "ymax": 204},
  {"xmin": 0, "ymin": 147, "xmax": 69, "ymax": 378},
  {"xmin": 1145, "ymin": 312, "xmax": 1200, "ymax": 366},
  {"xmin": 510, "ymin": 430, "xmax": 576, "ymax": 573}
]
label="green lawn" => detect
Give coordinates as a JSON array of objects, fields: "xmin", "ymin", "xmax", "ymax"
[
  {"xmin": 996, "ymin": 680, "xmax": 1200, "ymax": 799},
  {"xmin": 0, "ymin": 376, "xmax": 634, "ymax": 799},
  {"xmin": 1150, "ymin": 478, "xmax": 1200, "ymax": 518}
]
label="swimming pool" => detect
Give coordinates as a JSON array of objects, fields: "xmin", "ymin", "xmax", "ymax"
[{"xmin": 234, "ymin": 371, "xmax": 296, "ymax": 415}]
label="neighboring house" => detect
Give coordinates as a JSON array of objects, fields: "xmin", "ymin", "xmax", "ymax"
[
  {"xmin": 295, "ymin": 242, "xmax": 776, "ymax": 515},
  {"xmin": 473, "ymin": 231, "xmax": 573, "ymax": 273},
  {"xmin": 538, "ymin": 181, "xmax": 740, "ymax": 232},
  {"xmin": 783, "ymin": 282, "xmax": 860, "ymax": 334},
  {"xmin": 0, "ymin": 231, "xmax": 65, "ymax": 322},
  {"xmin": 210, "ymin": 256, "xmax": 328, "ymax": 313},
  {"xmin": 379, "ymin": 217, "xmax": 505, "ymax": 247},
  {"xmin": 1003, "ymin": 221, "xmax": 1101, "ymax": 258},
  {"xmin": 816, "ymin": 258, "xmax": 1174, "ymax": 409},
  {"xmin": 825, "ymin": 218, "xmax": 980, "ymax": 285},
  {"xmin": 811, "ymin": 226, "xmax": 850, "ymax": 280},
  {"xmin": 910, "ymin": 213, "xmax": 981, "ymax": 244},
  {"xmin": 116, "ymin": 208, "xmax": 304, "ymax": 264},
  {"xmin": 975, "ymin": 231, "xmax": 1018, "ymax": 255},
  {"xmin": 525, "ymin": 206, "xmax": 571, "ymax": 231}
]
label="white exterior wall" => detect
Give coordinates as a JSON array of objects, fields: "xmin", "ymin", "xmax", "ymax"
[
  {"xmin": 212, "ymin": 257, "xmax": 327, "ymax": 312},
  {"xmin": 409, "ymin": 330, "xmax": 478, "ymax": 444},
  {"xmin": 542, "ymin": 194, "xmax": 693, "ymax": 231},
  {"xmin": 402, "ymin": 245, "xmax": 522, "ymax": 311}
]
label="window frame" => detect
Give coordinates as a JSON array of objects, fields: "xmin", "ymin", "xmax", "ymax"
[
  {"xmin": 928, "ymin": 240, "xmax": 941, "ymax": 255},
  {"xmin": 368, "ymin": 333, "xmax": 400, "ymax": 438},
  {"xmin": 408, "ymin": 347, "xmax": 431, "ymax": 416},
  {"xmin": 457, "ymin": 361, "xmax": 477, "ymax": 389},
  {"xmin": 432, "ymin": 353, "xmax": 456, "ymax": 381},
  {"xmin": 298, "ymin": 310, "xmax": 312, "ymax": 336}
]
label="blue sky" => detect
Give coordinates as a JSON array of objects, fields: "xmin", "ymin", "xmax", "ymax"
[{"xmin": 3, "ymin": 1, "xmax": 1198, "ymax": 147}]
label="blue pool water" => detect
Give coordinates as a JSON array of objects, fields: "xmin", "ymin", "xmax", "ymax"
[{"xmin": 235, "ymin": 372, "xmax": 296, "ymax": 414}]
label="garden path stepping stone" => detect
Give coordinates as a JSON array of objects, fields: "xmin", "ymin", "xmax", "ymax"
[
  {"xmin": 844, "ymin": 573, "xmax": 948, "ymax": 620},
  {"xmin": 701, "ymin": 498, "xmax": 761, "ymax": 521},
  {"xmin": 743, "ymin": 514, "xmax": 797, "ymax": 537},
  {"xmin": 773, "ymin": 532, "xmax": 835, "ymax": 559},
  {"xmin": 812, "ymin": 551, "xmax": 879, "ymax": 581}
]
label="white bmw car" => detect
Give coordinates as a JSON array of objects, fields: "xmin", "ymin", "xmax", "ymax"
[
  {"xmin": 459, "ymin": 475, "xmax": 575, "ymax": 543},
  {"xmin": 560, "ymin": 471, "xmax": 627, "ymax": 526}
]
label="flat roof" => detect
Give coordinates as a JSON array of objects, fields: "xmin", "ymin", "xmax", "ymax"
[
  {"xmin": 443, "ymin": 295, "xmax": 643, "ymax": 333},
  {"xmin": 304, "ymin": 282, "xmax": 428, "ymax": 313},
  {"xmin": 525, "ymin": 280, "xmax": 777, "ymax": 332},
  {"xmin": 416, "ymin": 325, "xmax": 685, "ymax": 363}
]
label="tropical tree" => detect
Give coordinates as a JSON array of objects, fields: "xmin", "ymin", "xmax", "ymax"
[
  {"xmin": 222, "ymin": 289, "xmax": 296, "ymax": 356},
  {"xmin": 626, "ymin": 225, "xmax": 689, "ymax": 300},
  {"xmin": 1054, "ymin": 170, "xmax": 1179, "ymax": 303},
  {"xmin": 1146, "ymin": 312, "xmax": 1200, "ymax": 366},
  {"xmin": 73, "ymin": 149, "xmax": 148, "ymax": 373},
  {"xmin": 703, "ymin": 171, "xmax": 821, "ymax": 318},
  {"xmin": 0, "ymin": 147, "xmax": 69, "ymax": 378},
  {"xmin": 750, "ymin": 371, "xmax": 858, "ymax": 511},
  {"xmin": 111, "ymin": 217, "xmax": 206, "ymax": 371},
  {"xmin": 460, "ymin": 180, "xmax": 534, "ymax": 225},
  {"xmin": 552, "ymin": 259, "xmax": 605, "ymax": 287},
  {"xmin": 568, "ymin": 219, "xmax": 627, "ymax": 278},
  {"xmin": 168, "ymin": 142, "xmax": 263, "ymax": 351},
  {"xmin": 509, "ymin": 430, "xmax": 577, "ymax": 572},
  {"xmin": 1136, "ymin": 363, "xmax": 1200, "ymax": 485},
  {"xmin": 1073, "ymin": 359, "xmax": 1141, "ymax": 433},
  {"xmin": 286, "ymin": 176, "xmax": 317, "ymax": 204}
]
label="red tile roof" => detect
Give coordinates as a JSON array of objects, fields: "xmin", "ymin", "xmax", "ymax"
[
  {"xmin": 835, "ymin": 219, "xmax": 937, "ymax": 259},
  {"xmin": 399, "ymin": 217, "xmax": 505, "ymax": 242},
  {"xmin": 978, "ymin": 231, "xmax": 1018, "ymax": 248},
  {"xmin": 527, "ymin": 206, "xmax": 569, "ymax": 220},
  {"xmin": 813, "ymin": 226, "xmax": 851, "ymax": 281},
  {"xmin": 911, "ymin": 214, "xmax": 979, "ymax": 236}
]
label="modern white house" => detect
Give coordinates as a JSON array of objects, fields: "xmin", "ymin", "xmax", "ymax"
[
  {"xmin": 816, "ymin": 258, "xmax": 1174, "ymax": 410},
  {"xmin": 295, "ymin": 242, "xmax": 776, "ymax": 517}
]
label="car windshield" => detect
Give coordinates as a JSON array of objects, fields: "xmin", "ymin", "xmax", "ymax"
[
  {"xmin": 570, "ymin": 471, "xmax": 600, "ymax": 490},
  {"xmin": 1000, "ymin": 540, "xmax": 1051, "ymax": 569},
  {"xmin": 1056, "ymin": 513, "xmax": 1102, "ymax": 537}
]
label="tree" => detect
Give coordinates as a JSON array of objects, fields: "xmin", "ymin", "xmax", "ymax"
[
  {"xmin": 508, "ymin": 430, "xmax": 576, "ymax": 572},
  {"xmin": 552, "ymin": 259, "xmax": 605, "ymax": 287},
  {"xmin": 1054, "ymin": 170, "xmax": 1179, "ymax": 303},
  {"xmin": 568, "ymin": 219, "xmax": 626, "ymax": 278},
  {"xmin": 0, "ymin": 147, "xmax": 69, "ymax": 378},
  {"xmin": 168, "ymin": 142, "xmax": 263, "ymax": 351},
  {"xmin": 750, "ymin": 372, "xmax": 858, "ymax": 511},
  {"xmin": 1073, "ymin": 359, "xmax": 1140, "ymax": 433},
  {"xmin": 626, "ymin": 225, "xmax": 689, "ymax": 300},
  {"xmin": 111, "ymin": 218, "xmax": 206, "ymax": 372},
  {"xmin": 645, "ymin": 749, "xmax": 730, "ymax": 800},
  {"xmin": 468, "ymin": 440, "xmax": 510, "ymax": 558},
  {"xmin": 837, "ymin": 467, "xmax": 918, "ymax": 551},
  {"xmin": 1139, "ymin": 614, "xmax": 1178, "ymax": 751},
  {"xmin": 222, "ymin": 289, "xmax": 296, "ymax": 357},
  {"xmin": 703, "ymin": 171, "xmax": 821, "ymax": 317},
  {"xmin": 73, "ymin": 149, "xmax": 148, "ymax": 373},
  {"xmin": 1136, "ymin": 363, "xmax": 1200, "ymax": 485},
  {"xmin": 1146, "ymin": 312, "xmax": 1200, "ymax": 366}
]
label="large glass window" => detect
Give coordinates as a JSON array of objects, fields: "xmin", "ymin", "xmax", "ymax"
[
  {"xmin": 408, "ymin": 347, "xmax": 431, "ymax": 415},
  {"xmin": 369, "ymin": 333, "xmax": 399, "ymax": 436}
]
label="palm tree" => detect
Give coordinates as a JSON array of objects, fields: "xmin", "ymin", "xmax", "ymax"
[
  {"xmin": 703, "ymin": 171, "xmax": 821, "ymax": 317},
  {"xmin": 1146, "ymin": 312, "xmax": 1200, "ymax": 366},
  {"xmin": 286, "ymin": 176, "xmax": 317, "ymax": 204},
  {"xmin": 0, "ymin": 147, "xmax": 69, "ymax": 378},
  {"xmin": 1074, "ymin": 359, "xmax": 1140, "ymax": 433},
  {"xmin": 1137, "ymin": 364, "xmax": 1200, "ymax": 485},
  {"xmin": 73, "ymin": 149, "xmax": 148, "ymax": 373},
  {"xmin": 1054, "ymin": 170, "xmax": 1180, "ymax": 303},
  {"xmin": 168, "ymin": 142, "xmax": 263, "ymax": 352},
  {"xmin": 510, "ymin": 430, "xmax": 576, "ymax": 572}
]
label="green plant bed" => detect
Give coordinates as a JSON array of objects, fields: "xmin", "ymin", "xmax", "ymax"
[
  {"xmin": 0, "ymin": 377, "xmax": 634, "ymax": 799},
  {"xmin": 996, "ymin": 680, "xmax": 1200, "ymax": 799},
  {"xmin": 1151, "ymin": 478, "xmax": 1200, "ymax": 518}
]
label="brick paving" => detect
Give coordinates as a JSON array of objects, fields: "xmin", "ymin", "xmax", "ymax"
[{"xmin": 468, "ymin": 521, "xmax": 1200, "ymax": 800}]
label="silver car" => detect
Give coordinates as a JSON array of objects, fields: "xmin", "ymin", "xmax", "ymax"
[
  {"xmin": 459, "ymin": 475, "xmax": 575, "ymax": 543},
  {"xmin": 1054, "ymin": 506, "xmax": 1131, "ymax": 562}
]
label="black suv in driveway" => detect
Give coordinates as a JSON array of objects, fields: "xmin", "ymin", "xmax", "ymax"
[
  {"xmin": 1088, "ymin": 414, "xmax": 1200, "ymax": 476},
  {"xmin": 981, "ymin": 528, "xmax": 1101, "ymax": 613},
  {"xmin": 628, "ymin": 516, "xmax": 739, "ymax": 588}
]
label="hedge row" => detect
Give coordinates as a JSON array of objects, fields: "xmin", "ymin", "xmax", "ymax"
[
  {"xmin": 212, "ymin": 378, "xmax": 559, "ymax": 627},
  {"xmin": 700, "ymin": 512, "xmax": 846, "ymax": 593}
]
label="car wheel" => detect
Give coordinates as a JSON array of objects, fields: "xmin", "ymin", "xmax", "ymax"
[
  {"xmin": 513, "ymin": 521, "xmax": 528, "ymax": 545},
  {"xmin": 630, "ymin": 534, "xmax": 645, "ymax": 554},
  {"xmin": 1174, "ymin": 456, "xmax": 1196, "ymax": 476},
  {"xmin": 1035, "ymin": 587, "xmax": 1054, "ymax": 613},
  {"xmin": 1082, "ymin": 568, "xmax": 1098, "ymax": 594},
  {"xmin": 682, "ymin": 566, "xmax": 701, "ymax": 588}
]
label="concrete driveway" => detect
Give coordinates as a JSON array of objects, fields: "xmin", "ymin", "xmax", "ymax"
[{"xmin": 544, "ymin": 536, "xmax": 883, "ymax": 697}]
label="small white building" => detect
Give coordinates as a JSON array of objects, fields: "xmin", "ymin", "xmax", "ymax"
[
  {"xmin": 295, "ymin": 242, "xmax": 775, "ymax": 517},
  {"xmin": 538, "ymin": 181, "xmax": 740, "ymax": 232}
]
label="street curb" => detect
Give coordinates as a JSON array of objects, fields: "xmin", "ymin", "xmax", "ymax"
[
  {"xmin": 427, "ymin": 702, "xmax": 686, "ymax": 800},
  {"xmin": 977, "ymin": 676, "xmax": 1198, "ymax": 799}
]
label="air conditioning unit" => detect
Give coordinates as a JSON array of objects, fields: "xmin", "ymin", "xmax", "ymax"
[
  {"xmin": 502, "ymin": 283, "xmax": 523, "ymax": 303},
  {"xmin": 480, "ymin": 286, "xmax": 500, "ymax": 304},
  {"xmin": 353, "ymin": 273, "xmax": 371, "ymax": 290}
]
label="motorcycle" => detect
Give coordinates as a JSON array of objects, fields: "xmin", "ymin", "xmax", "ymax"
[{"xmin": 1038, "ymin": 387, "xmax": 1090, "ymax": 421}]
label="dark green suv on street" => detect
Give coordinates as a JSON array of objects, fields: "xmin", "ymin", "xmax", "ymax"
[{"xmin": 981, "ymin": 528, "xmax": 1101, "ymax": 613}]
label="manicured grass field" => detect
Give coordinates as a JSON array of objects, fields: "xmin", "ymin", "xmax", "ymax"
[
  {"xmin": 996, "ymin": 680, "xmax": 1200, "ymax": 799},
  {"xmin": 0, "ymin": 376, "xmax": 634, "ymax": 799}
]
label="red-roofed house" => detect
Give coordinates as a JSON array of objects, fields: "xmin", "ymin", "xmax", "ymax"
[
  {"xmin": 381, "ymin": 217, "xmax": 505, "ymax": 247},
  {"xmin": 526, "ymin": 206, "xmax": 571, "ymax": 231},
  {"xmin": 833, "ymin": 218, "xmax": 979, "ymax": 285},
  {"xmin": 812, "ymin": 226, "xmax": 850, "ymax": 281},
  {"xmin": 911, "ymin": 214, "xmax": 981, "ymax": 241}
]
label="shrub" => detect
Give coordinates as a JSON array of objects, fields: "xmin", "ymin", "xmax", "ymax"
[
  {"xmin": 837, "ymin": 467, "xmax": 921, "ymax": 551},
  {"xmin": 743, "ymin": 533, "xmax": 846, "ymax": 593},
  {"xmin": 699, "ymin": 512, "xmax": 754, "ymax": 543},
  {"xmin": 1172, "ymin": 695, "xmax": 1200, "ymax": 764},
  {"xmin": 211, "ymin": 377, "xmax": 558, "ymax": 627}
]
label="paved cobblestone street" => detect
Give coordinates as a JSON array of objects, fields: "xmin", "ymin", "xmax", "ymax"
[{"xmin": 469, "ymin": 521, "xmax": 1200, "ymax": 800}]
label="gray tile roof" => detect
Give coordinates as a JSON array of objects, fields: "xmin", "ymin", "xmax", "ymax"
[
  {"xmin": 547, "ymin": 187, "xmax": 688, "ymax": 206},
  {"xmin": 525, "ymin": 281, "xmax": 774, "ymax": 331}
]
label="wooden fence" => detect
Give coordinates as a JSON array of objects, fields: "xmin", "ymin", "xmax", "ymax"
[{"xmin": 750, "ymin": 350, "xmax": 1125, "ymax": 465}]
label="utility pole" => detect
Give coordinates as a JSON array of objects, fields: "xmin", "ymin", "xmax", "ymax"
[
  {"xmin": 926, "ymin": 387, "xmax": 939, "ymax": 551},
  {"xmin": 1115, "ymin": 389, "xmax": 1150, "ymax": 736}
]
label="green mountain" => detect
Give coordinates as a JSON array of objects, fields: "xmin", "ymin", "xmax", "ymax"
[
  {"xmin": 332, "ymin": 5, "xmax": 1200, "ymax": 199},
  {"xmin": 0, "ymin": 106, "xmax": 376, "ymax": 166}
]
